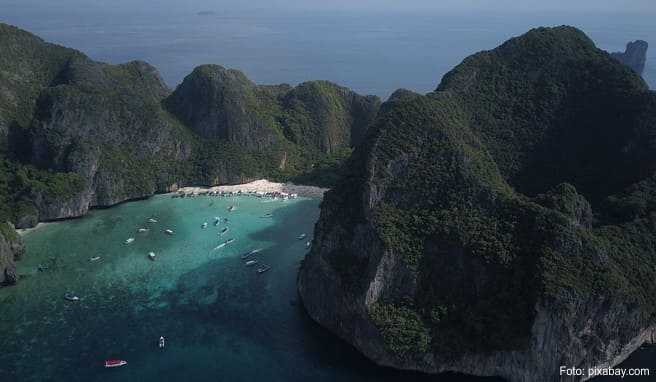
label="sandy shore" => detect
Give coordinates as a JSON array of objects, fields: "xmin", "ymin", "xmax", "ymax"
[
  {"xmin": 176, "ymin": 179, "xmax": 329, "ymax": 199},
  {"xmin": 16, "ymin": 222, "xmax": 54, "ymax": 237},
  {"xmin": 16, "ymin": 180, "xmax": 327, "ymax": 236}
]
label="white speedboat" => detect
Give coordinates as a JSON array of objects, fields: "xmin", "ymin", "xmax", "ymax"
[
  {"xmin": 297, "ymin": 233, "xmax": 307, "ymax": 240},
  {"xmin": 240, "ymin": 248, "xmax": 262, "ymax": 259},
  {"xmin": 257, "ymin": 265, "xmax": 271, "ymax": 274},
  {"xmin": 158, "ymin": 336, "xmax": 165, "ymax": 349},
  {"xmin": 64, "ymin": 292, "xmax": 80, "ymax": 301},
  {"xmin": 104, "ymin": 360, "xmax": 127, "ymax": 368},
  {"xmin": 201, "ymin": 222, "xmax": 208, "ymax": 229},
  {"xmin": 246, "ymin": 260, "xmax": 258, "ymax": 266},
  {"xmin": 147, "ymin": 218, "xmax": 158, "ymax": 223},
  {"xmin": 90, "ymin": 256, "xmax": 102, "ymax": 262},
  {"xmin": 137, "ymin": 228, "xmax": 149, "ymax": 233},
  {"xmin": 219, "ymin": 227, "xmax": 229, "ymax": 235},
  {"xmin": 148, "ymin": 252, "xmax": 156, "ymax": 261},
  {"xmin": 306, "ymin": 241, "xmax": 311, "ymax": 248},
  {"xmin": 226, "ymin": 238, "xmax": 235, "ymax": 244},
  {"xmin": 125, "ymin": 238, "xmax": 135, "ymax": 244},
  {"xmin": 214, "ymin": 243, "xmax": 227, "ymax": 250},
  {"xmin": 164, "ymin": 229, "xmax": 174, "ymax": 236},
  {"xmin": 227, "ymin": 205, "xmax": 236, "ymax": 212}
]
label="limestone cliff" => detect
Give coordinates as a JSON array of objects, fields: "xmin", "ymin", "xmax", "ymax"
[
  {"xmin": 611, "ymin": 40, "xmax": 648, "ymax": 75},
  {"xmin": 0, "ymin": 223, "xmax": 23, "ymax": 285},
  {"xmin": 299, "ymin": 26, "xmax": 656, "ymax": 382},
  {"xmin": 0, "ymin": 23, "xmax": 379, "ymax": 232}
]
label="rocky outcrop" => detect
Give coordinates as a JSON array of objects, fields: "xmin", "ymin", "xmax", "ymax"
[
  {"xmin": 611, "ymin": 40, "xmax": 648, "ymax": 75},
  {"xmin": 0, "ymin": 223, "xmax": 23, "ymax": 285},
  {"xmin": 0, "ymin": 23, "xmax": 380, "ymax": 235},
  {"xmin": 299, "ymin": 27, "xmax": 656, "ymax": 381},
  {"xmin": 165, "ymin": 65, "xmax": 380, "ymax": 154}
]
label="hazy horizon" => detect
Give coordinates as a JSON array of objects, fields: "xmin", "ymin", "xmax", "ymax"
[
  {"xmin": 1, "ymin": 1, "xmax": 654, "ymax": 98},
  {"xmin": 2, "ymin": 0, "xmax": 655, "ymax": 13}
]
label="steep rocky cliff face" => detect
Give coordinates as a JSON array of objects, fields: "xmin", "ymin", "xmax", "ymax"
[
  {"xmin": 611, "ymin": 40, "xmax": 649, "ymax": 75},
  {"xmin": 0, "ymin": 23, "xmax": 379, "ymax": 234},
  {"xmin": 165, "ymin": 65, "xmax": 380, "ymax": 154},
  {"xmin": 299, "ymin": 26, "xmax": 656, "ymax": 381},
  {"xmin": 0, "ymin": 223, "xmax": 23, "ymax": 285}
]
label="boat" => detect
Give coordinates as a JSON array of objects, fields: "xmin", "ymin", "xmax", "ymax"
[
  {"xmin": 219, "ymin": 227, "xmax": 229, "ymax": 235},
  {"xmin": 240, "ymin": 248, "xmax": 262, "ymax": 259},
  {"xmin": 297, "ymin": 233, "xmax": 307, "ymax": 240},
  {"xmin": 257, "ymin": 265, "xmax": 271, "ymax": 274},
  {"xmin": 245, "ymin": 260, "xmax": 258, "ymax": 266},
  {"xmin": 201, "ymin": 222, "xmax": 208, "ymax": 229},
  {"xmin": 90, "ymin": 256, "xmax": 102, "ymax": 262},
  {"xmin": 306, "ymin": 241, "xmax": 311, "ymax": 248},
  {"xmin": 164, "ymin": 229, "xmax": 174, "ymax": 236},
  {"xmin": 213, "ymin": 217, "xmax": 221, "ymax": 226},
  {"xmin": 214, "ymin": 242, "xmax": 227, "ymax": 250},
  {"xmin": 137, "ymin": 228, "xmax": 149, "ymax": 233},
  {"xmin": 261, "ymin": 213, "xmax": 273, "ymax": 218},
  {"xmin": 104, "ymin": 359, "xmax": 127, "ymax": 368},
  {"xmin": 148, "ymin": 252, "xmax": 156, "ymax": 261},
  {"xmin": 125, "ymin": 238, "xmax": 135, "ymax": 244},
  {"xmin": 223, "ymin": 218, "xmax": 229, "ymax": 223},
  {"xmin": 147, "ymin": 218, "xmax": 158, "ymax": 223},
  {"xmin": 158, "ymin": 336, "xmax": 165, "ymax": 349},
  {"xmin": 64, "ymin": 292, "xmax": 80, "ymax": 301},
  {"xmin": 225, "ymin": 238, "xmax": 235, "ymax": 244},
  {"xmin": 227, "ymin": 205, "xmax": 236, "ymax": 212}
]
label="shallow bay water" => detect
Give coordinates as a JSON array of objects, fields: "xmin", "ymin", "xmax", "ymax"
[{"xmin": 0, "ymin": 194, "xmax": 500, "ymax": 382}]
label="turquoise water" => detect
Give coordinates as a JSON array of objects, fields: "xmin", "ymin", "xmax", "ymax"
[{"xmin": 0, "ymin": 194, "xmax": 495, "ymax": 382}]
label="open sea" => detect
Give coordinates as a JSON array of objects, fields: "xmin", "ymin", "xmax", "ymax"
[
  {"xmin": 0, "ymin": 6, "xmax": 653, "ymax": 98},
  {"xmin": 1, "ymin": 5, "xmax": 656, "ymax": 381}
]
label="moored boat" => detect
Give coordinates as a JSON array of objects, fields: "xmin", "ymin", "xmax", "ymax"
[
  {"xmin": 257, "ymin": 265, "xmax": 271, "ymax": 274},
  {"xmin": 297, "ymin": 233, "xmax": 307, "ymax": 240},
  {"xmin": 125, "ymin": 238, "xmax": 135, "ymax": 244},
  {"xmin": 246, "ymin": 260, "xmax": 258, "ymax": 266},
  {"xmin": 240, "ymin": 248, "xmax": 262, "ymax": 259},
  {"xmin": 104, "ymin": 359, "xmax": 127, "ymax": 368},
  {"xmin": 64, "ymin": 292, "xmax": 80, "ymax": 301},
  {"xmin": 148, "ymin": 252, "xmax": 156, "ymax": 261},
  {"xmin": 164, "ymin": 229, "xmax": 174, "ymax": 235},
  {"xmin": 90, "ymin": 256, "xmax": 102, "ymax": 262}
]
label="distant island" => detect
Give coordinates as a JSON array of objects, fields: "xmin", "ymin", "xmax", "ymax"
[{"xmin": 611, "ymin": 40, "xmax": 649, "ymax": 75}]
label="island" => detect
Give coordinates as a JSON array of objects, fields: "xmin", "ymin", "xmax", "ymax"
[{"xmin": 299, "ymin": 26, "xmax": 656, "ymax": 381}]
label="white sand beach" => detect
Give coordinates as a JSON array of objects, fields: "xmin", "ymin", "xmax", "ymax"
[
  {"xmin": 176, "ymin": 179, "xmax": 329, "ymax": 198},
  {"xmin": 16, "ymin": 222, "xmax": 53, "ymax": 236}
]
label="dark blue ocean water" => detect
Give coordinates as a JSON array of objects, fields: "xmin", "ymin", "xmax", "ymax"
[{"xmin": 0, "ymin": 6, "xmax": 653, "ymax": 98}]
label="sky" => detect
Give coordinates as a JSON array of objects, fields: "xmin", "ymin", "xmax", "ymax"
[{"xmin": 4, "ymin": 0, "xmax": 655, "ymax": 13}]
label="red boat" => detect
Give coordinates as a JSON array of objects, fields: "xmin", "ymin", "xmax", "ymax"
[{"xmin": 104, "ymin": 359, "xmax": 127, "ymax": 368}]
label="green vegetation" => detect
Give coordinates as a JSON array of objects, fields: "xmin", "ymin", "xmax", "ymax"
[
  {"xmin": 311, "ymin": 26, "xmax": 656, "ymax": 359},
  {"xmin": 0, "ymin": 22, "xmax": 380, "ymax": 240},
  {"xmin": 368, "ymin": 302, "xmax": 431, "ymax": 358}
]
